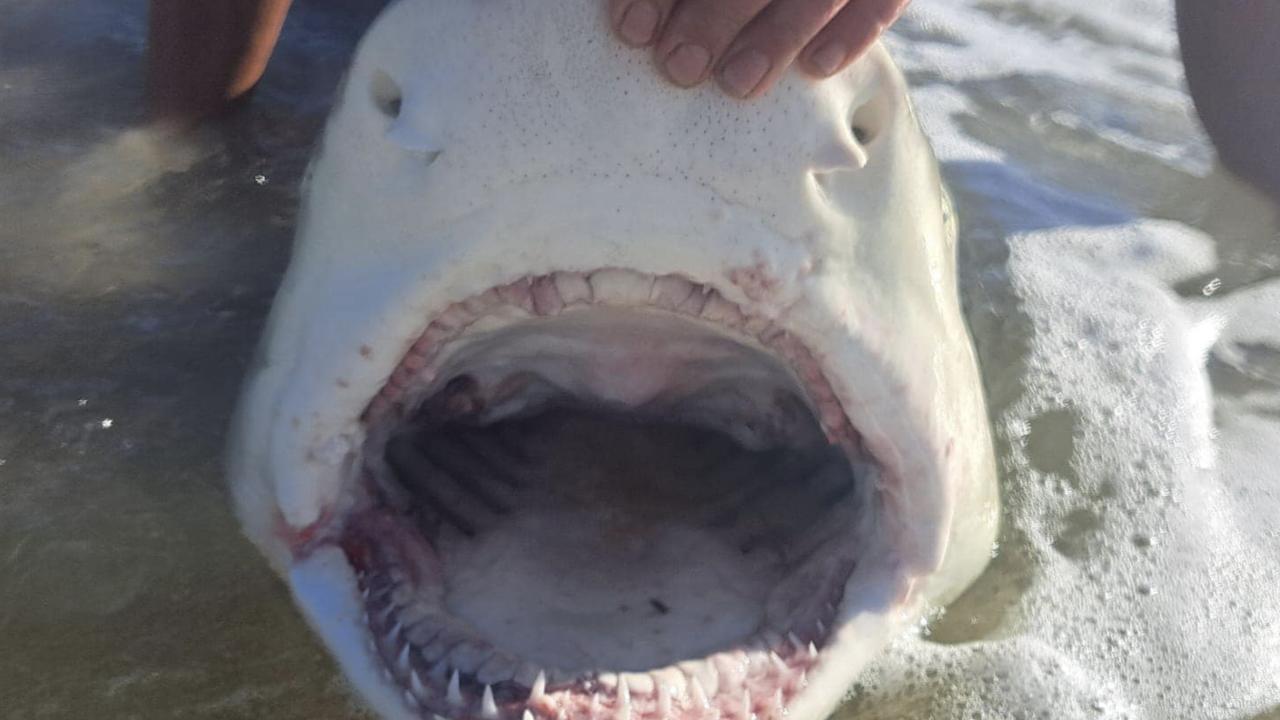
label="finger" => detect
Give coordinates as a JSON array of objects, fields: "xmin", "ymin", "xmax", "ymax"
[
  {"xmin": 800, "ymin": 0, "xmax": 909, "ymax": 78},
  {"xmin": 608, "ymin": 0, "xmax": 677, "ymax": 48},
  {"xmin": 654, "ymin": 0, "xmax": 774, "ymax": 88},
  {"xmin": 716, "ymin": 0, "xmax": 851, "ymax": 99}
]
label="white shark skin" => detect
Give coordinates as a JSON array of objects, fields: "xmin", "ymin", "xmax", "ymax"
[{"xmin": 227, "ymin": 0, "xmax": 999, "ymax": 718}]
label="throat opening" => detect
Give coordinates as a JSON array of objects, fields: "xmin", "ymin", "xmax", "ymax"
[{"xmin": 346, "ymin": 302, "xmax": 876, "ymax": 720}]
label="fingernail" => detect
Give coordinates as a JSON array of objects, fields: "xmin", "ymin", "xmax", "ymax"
[
  {"xmin": 664, "ymin": 43, "xmax": 712, "ymax": 87},
  {"xmin": 719, "ymin": 49, "xmax": 771, "ymax": 98},
  {"xmin": 617, "ymin": 1, "xmax": 660, "ymax": 46},
  {"xmin": 809, "ymin": 42, "xmax": 848, "ymax": 76}
]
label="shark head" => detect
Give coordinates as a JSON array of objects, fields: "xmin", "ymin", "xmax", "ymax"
[{"xmin": 228, "ymin": 1, "xmax": 999, "ymax": 719}]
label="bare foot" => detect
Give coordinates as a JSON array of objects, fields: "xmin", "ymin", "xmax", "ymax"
[{"xmin": 608, "ymin": 0, "xmax": 910, "ymax": 99}]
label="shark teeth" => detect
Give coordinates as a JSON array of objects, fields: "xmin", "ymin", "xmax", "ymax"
[
  {"xmin": 621, "ymin": 673, "xmax": 652, "ymax": 697},
  {"xmin": 690, "ymin": 676, "xmax": 711, "ymax": 710},
  {"xmin": 368, "ymin": 269, "xmax": 857, "ymax": 446},
  {"xmin": 447, "ymin": 670, "xmax": 463, "ymax": 707},
  {"xmin": 481, "ymin": 685, "xmax": 499, "ymax": 719},
  {"xmin": 358, "ymin": 544, "xmax": 841, "ymax": 720},
  {"xmin": 616, "ymin": 678, "xmax": 632, "ymax": 720},
  {"xmin": 378, "ymin": 632, "xmax": 816, "ymax": 720},
  {"xmin": 397, "ymin": 643, "xmax": 412, "ymax": 674},
  {"xmin": 787, "ymin": 633, "xmax": 804, "ymax": 655},
  {"xmin": 411, "ymin": 670, "xmax": 429, "ymax": 698}
]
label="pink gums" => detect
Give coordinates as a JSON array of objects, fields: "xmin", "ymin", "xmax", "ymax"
[{"xmin": 362, "ymin": 270, "xmax": 858, "ymax": 450}]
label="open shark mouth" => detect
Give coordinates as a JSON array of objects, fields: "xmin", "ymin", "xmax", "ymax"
[{"xmin": 325, "ymin": 269, "xmax": 886, "ymax": 720}]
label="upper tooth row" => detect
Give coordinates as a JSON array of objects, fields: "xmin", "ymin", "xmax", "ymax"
[{"xmin": 371, "ymin": 268, "xmax": 857, "ymax": 446}]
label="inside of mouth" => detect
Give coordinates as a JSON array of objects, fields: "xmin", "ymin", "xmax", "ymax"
[{"xmin": 344, "ymin": 280, "xmax": 877, "ymax": 719}]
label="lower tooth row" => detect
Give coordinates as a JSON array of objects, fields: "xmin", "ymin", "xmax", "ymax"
[
  {"xmin": 360, "ymin": 549, "xmax": 843, "ymax": 716},
  {"xmin": 381, "ymin": 631, "xmax": 811, "ymax": 719}
]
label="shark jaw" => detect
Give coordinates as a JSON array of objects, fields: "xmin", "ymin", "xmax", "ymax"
[{"xmin": 278, "ymin": 269, "xmax": 920, "ymax": 720}]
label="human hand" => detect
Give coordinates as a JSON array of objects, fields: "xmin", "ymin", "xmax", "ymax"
[{"xmin": 608, "ymin": 0, "xmax": 910, "ymax": 99}]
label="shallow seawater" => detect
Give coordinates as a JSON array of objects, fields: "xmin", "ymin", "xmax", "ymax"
[{"xmin": 1, "ymin": 1, "xmax": 1277, "ymax": 719}]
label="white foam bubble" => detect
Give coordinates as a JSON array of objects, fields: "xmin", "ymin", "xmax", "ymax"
[{"xmin": 847, "ymin": 2, "xmax": 1280, "ymax": 716}]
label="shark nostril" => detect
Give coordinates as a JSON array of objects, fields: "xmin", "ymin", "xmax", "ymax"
[
  {"xmin": 370, "ymin": 69, "xmax": 403, "ymax": 120},
  {"xmin": 849, "ymin": 90, "xmax": 889, "ymax": 149}
]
